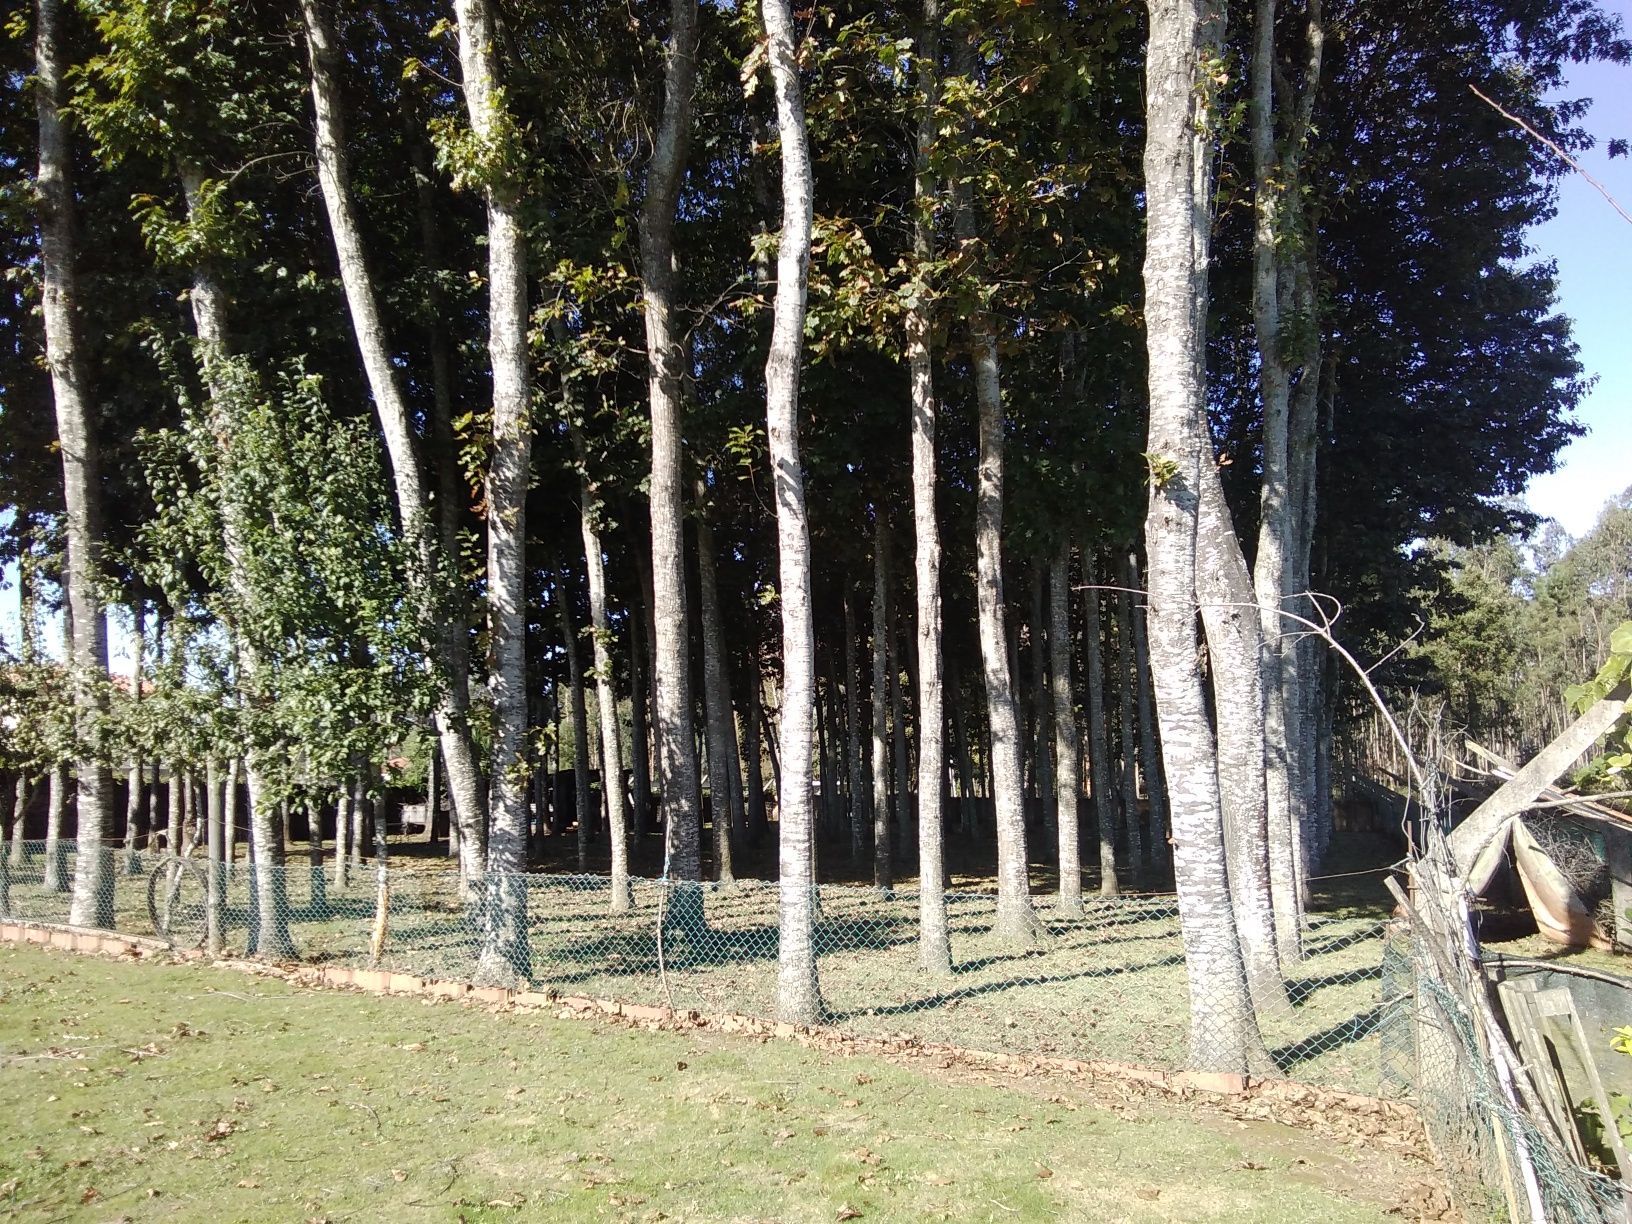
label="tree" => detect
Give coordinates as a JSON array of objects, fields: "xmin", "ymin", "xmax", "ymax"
[
  {"xmin": 299, "ymin": 0, "xmax": 489, "ymax": 891},
  {"xmin": 36, "ymin": 0, "xmax": 115, "ymax": 928},
  {"xmin": 450, "ymin": 0, "xmax": 533, "ymax": 985},
  {"xmin": 908, "ymin": 0, "xmax": 951, "ymax": 975},
  {"xmin": 762, "ymin": 0, "xmax": 823, "ymax": 1026},
  {"xmin": 1140, "ymin": 0, "xmax": 1270, "ymax": 1073},
  {"xmin": 640, "ymin": 0, "xmax": 705, "ymax": 922}
]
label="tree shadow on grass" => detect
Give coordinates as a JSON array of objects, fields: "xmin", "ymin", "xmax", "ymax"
[
  {"xmin": 1284, "ymin": 962, "xmax": 1383, "ymax": 1006},
  {"xmin": 821, "ymin": 947, "xmax": 1190, "ymax": 1024},
  {"xmin": 1269, "ymin": 1003, "xmax": 1390, "ymax": 1073}
]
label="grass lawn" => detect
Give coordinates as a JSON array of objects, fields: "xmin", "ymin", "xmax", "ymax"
[{"xmin": 0, "ymin": 943, "xmax": 1434, "ymax": 1223}]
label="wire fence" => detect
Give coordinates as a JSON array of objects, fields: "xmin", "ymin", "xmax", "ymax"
[
  {"xmin": 10, "ymin": 838, "xmax": 1632, "ymax": 1220},
  {"xmin": 3, "ymin": 839, "xmax": 1393, "ymax": 1091}
]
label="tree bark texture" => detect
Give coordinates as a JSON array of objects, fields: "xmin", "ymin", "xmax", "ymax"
[
  {"xmin": 909, "ymin": 37, "xmax": 952, "ymax": 958},
  {"xmin": 571, "ymin": 429, "xmax": 632, "ymax": 912},
  {"xmin": 1196, "ymin": 466, "xmax": 1286, "ymax": 1008},
  {"xmin": 695, "ymin": 489, "xmax": 739, "ymax": 884},
  {"xmin": 555, "ymin": 564, "xmax": 594, "ymax": 872},
  {"xmin": 870, "ymin": 522, "xmax": 893, "ymax": 890},
  {"xmin": 37, "ymin": 0, "xmax": 114, "ymax": 926},
  {"xmin": 1082, "ymin": 555, "xmax": 1118, "ymax": 895},
  {"xmin": 453, "ymin": 0, "xmax": 533, "ymax": 984},
  {"xmin": 1049, "ymin": 548, "xmax": 1084, "ymax": 916},
  {"xmin": 640, "ymin": 0, "xmax": 704, "ymax": 906},
  {"xmin": 763, "ymin": 0, "xmax": 824, "ymax": 1025},
  {"xmin": 1141, "ymin": 0, "xmax": 1270, "ymax": 1073}
]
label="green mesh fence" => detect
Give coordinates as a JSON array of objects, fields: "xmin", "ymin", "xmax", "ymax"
[{"xmin": 3, "ymin": 839, "xmax": 1394, "ymax": 1090}]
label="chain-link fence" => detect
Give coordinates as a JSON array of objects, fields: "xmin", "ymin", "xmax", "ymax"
[{"xmin": 3, "ymin": 839, "xmax": 1393, "ymax": 1091}]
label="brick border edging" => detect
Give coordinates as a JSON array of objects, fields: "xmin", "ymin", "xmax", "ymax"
[{"xmin": 0, "ymin": 917, "xmax": 1417, "ymax": 1125}]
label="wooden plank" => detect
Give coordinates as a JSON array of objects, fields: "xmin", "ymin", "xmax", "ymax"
[
  {"xmin": 1608, "ymin": 828, "xmax": 1632, "ymax": 953},
  {"xmin": 1449, "ymin": 687, "xmax": 1630, "ymax": 872}
]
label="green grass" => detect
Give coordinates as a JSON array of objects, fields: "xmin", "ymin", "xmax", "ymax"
[{"xmin": 0, "ymin": 943, "xmax": 1424, "ymax": 1222}]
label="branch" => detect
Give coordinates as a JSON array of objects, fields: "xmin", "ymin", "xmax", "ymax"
[{"xmin": 1469, "ymin": 84, "xmax": 1632, "ymax": 228}]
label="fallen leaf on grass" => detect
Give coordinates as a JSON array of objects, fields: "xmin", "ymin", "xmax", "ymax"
[
  {"xmin": 1034, "ymin": 1164, "xmax": 1053, "ymax": 1180},
  {"xmin": 1135, "ymin": 1187, "xmax": 1160, "ymax": 1200},
  {"xmin": 237, "ymin": 1179, "xmax": 260, "ymax": 1188},
  {"xmin": 79, "ymin": 1186, "xmax": 100, "ymax": 1204},
  {"xmin": 391, "ymin": 1169, "xmax": 406, "ymax": 1183},
  {"xmin": 837, "ymin": 1207, "xmax": 862, "ymax": 1221},
  {"xmin": 485, "ymin": 1194, "xmax": 526, "ymax": 1208}
]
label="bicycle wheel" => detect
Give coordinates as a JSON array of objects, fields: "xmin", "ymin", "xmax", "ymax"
[{"xmin": 147, "ymin": 858, "xmax": 209, "ymax": 947}]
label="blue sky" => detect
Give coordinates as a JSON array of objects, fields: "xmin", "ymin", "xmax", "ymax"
[{"xmin": 1522, "ymin": 52, "xmax": 1632, "ymax": 538}]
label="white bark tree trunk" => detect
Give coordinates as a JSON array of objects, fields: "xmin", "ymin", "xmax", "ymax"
[
  {"xmin": 570, "ymin": 427, "xmax": 632, "ymax": 912},
  {"xmin": 870, "ymin": 522, "xmax": 893, "ymax": 891},
  {"xmin": 1126, "ymin": 553, "xmax": 1168, "ymax": 875},
  {"xmin": 1049, "ymin": 548, "xmax": 1084, "ymax": 916},
  {"xmin": 301, "ymin": 0, "xmax": 489, "ymax": 887},
  {"xmin": 1115, "ymin": 587, "xmax": 1143, "ymax": 880},
  {"xmin": 908, "ymin": 0, "xmax": 949, "ymax": 975},
  {"xmin": 640, "ymin": 0, "xmax": 705, "ymax": 924},
  {"xmin": 1082, "ymin": 552, "xmax": 1119, "ymax": 896},
  {"xmin": 1141, "ymin": 0, "xmax": 1270, "ymax": 1073},
  {"xmin": 695, "ymin": 487, "xmax": 739, "ymax": 885},
  {"xmin": 37, "ymin": 0, "xmax": 114, "ymax": 927},
  {"xmin": 1196, "ymin": 467, "xmax": 1287, "ymax": 1008},
  {"xmin": 453, "ymin": 0, "xmax": 533, "ymax": 985},
  {"xmin": 123, "ymin": 599, "xmax": 146, "ymax": 876},
  {"xmin": 763, "ymin": 0, "xmax": 824, "ymax": 1024},
  {"xmin": 1249, "ymin": 0, "xmax": 1325, "ymax": 959},
  {"xmin": 555, "ymin": 564, "xmax": 595, "ymax": 871}
]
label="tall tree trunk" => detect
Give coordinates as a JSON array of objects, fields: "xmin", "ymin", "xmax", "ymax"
[
  {"xmin": 1196, "ymin": 471, "xmax": 1286, "ymax": 1008},
  {"xmin": 452, "ymin": 0, "xmax": 532, "ymax": 984},
  {"xmin": 743, "ymin": 649, "xmax": 767, "ymax": 845},
  {"xmin": 761, "ymin": 0, "xmax": 823, "ymax": 1023},
  {"xmin": 889, "ymin": 606, "xmax": 911, "ymax": 865},
  {"xmin": 870, "ymin": 522, "xmax": 893, "ymax": 891},
  {"xmin": 333, "ymin": 783, "xmax": 352, "ymax": 889},
  {"xmin": 570, "ymin": 434, "xmax": 631, "ymax": 912},
  {"xmin": 1031, "ymin": 565, "xmax": 1055, "ymax": 843},
  {"xmin": 44, "ymin": 761, "xmax": 68, "ymax": 894},
  {"xmin": 553, "ymin": 563, "xmax": 594, "ymax": 871},
  {"xmin": 206, "ymin": 758, "xmax": 224, "ymax": 955},
  {"xmin": 906, "ymin": 0, "xmax": 948, "ymax": 969},
  {"xmin": 349, "ymin": 776, "xmax": 366, "ymax": 874},
  {"xmin": 1141, "ymin": 0, "xmax": 1269, "ymax": 1073},
  {"xmin": 224, "ymin": 758, "xmax": 239, "ymax": 870},
  {"xmin": 629, "ymin": 592, "xmax": 654, "ymax": 841},
  {"xmin": 37, "ymin": 0, "xmax": 112, "ymax": 926},
  {"xmin": 302, "ymin": 0, "xmax": 489, "ymax": 887},
  {"xmin": 641, "ymin": 0, "xmax": 704, "ymax": 924},
  {"xmin": 1126, "ymin": 553, "xmax": 1169, "ymax": 874},
  {"xmin": 843, "ymin": 590, "xmax": 866, "ymax": 862},
  {"xmin": 123, "ymin": 598, "xmax": 147, "ymax": 875},
  {"xmin": 1115, "ymin": 588, "xmax": 1144, "ymax": 879},
  {"xmin": 954, "ymin": 104, "xmax": 1037, "ymax": 940},
  {"xmin": 694, "ymin": 486, "xmax": 738, "ymax": 884},
  {"xmin": 1049, "ymin": 547, "xmax": 1084, "ymax": 916},
  {"xmin": 1249, "ymin": 0, "xmax": 1325, "ymax": 960}
]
